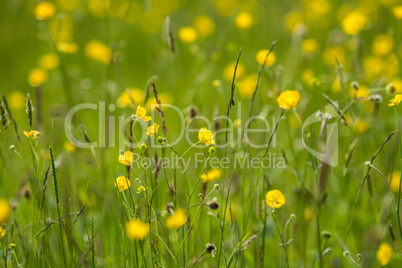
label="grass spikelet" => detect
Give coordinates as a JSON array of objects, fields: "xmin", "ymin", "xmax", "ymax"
[
  {"xmin": 26, "ymin": 93, "xmax": 33, "ymax": 128},
  {"xmin": 151, "ymin": 81, "xmax": 167, "ymax": 135},
  {"xmin": 165, "ymin": 16, "xmax": 175, "ymax": 55},
  {"xmin": 1, "ymin": 94, "xmax": 19, "ymax": 140}
]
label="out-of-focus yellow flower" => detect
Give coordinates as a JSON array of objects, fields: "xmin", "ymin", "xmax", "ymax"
[
  {"xmin": 238, "ymin": 74, "xmax": 257, "ymax": 98},
  {"xmin": 118, "ymin": 151, "xmax": 134, "ymax": 166},
  {"xmin": 384, "ymin": 54, "xmax": 399, "ymax": 80},
  {"xmin": 235, "ymin": 12, "xmax": 253, "ymax": 29},
  {"xmin": 323, "ymin": 46, "xmax": 345, "ymax": 66},
  {"xmin": 285, "ymin": 11, "xmax": 304, "ymax": 33},
  {"xmin": 255, "ymin": 50, "xmax": 276, "ymax": 66},
  {"xmin": 301, "ymin": 69, "xmax": 314, "ymax": 84},
  {"xmin": 305, "ymin": 0, "xmax": 331, "ymax": 19},
  {"xmin": 145, "ymin": 92, "xmax": 172, "ymax": 111},
  {"xmin": 49, "ymin": 14, "xmax": 74, "ymax": 43},
  {"xmin": 201, "ymin": 169, "xmax": 222, "ymax": 182},
  {"xmin": 137, "ymin": 186, "xmax": 147, "ymax": 194},
  {"xmin": 388, "ymin": 78, "xmax": 402, "ymax": 94},
  {"xmin": 389, "ymin": 95, "xmax": 402, "ymax": 106},
  {"xmin": 198, "ymin": 128, "xmax": 215, "ymax": 145},
  {"xmin": 225, "ymin": 203, "xmax": 238, "ymax": 221},
  {"xmin": 233, "ymin": 119, "xmax": 241, "ymax": 127},
  {"xmin": 38, "ymin": 53, "xmax": 59, "ymax": 70},
  {"xmin": 373, "ymin": 34, "xmax": 393, "ymax": 56},
  {"xmin": 0, "ymin": 226, "xmax": 5, "ymax": 239},
  {"xmin": 115, "ymin": 176, "xmax": 131, "ymax": 191},
  {"xmin": 56, "ymin": 0, "xmax": 80, "ymax": 12},
  {"xmin": 117, "ymin": 88, "xmax": 145, "ymax": 108},
  {"xmin": 391, "ymin": 171, "xmax": 400, "ymax": 192},
  {"xmin": 35, "ymin": 2, "xmax": 56, "ymax": 20},
  {"xmin": 64, "ymin": 141, "xmax": 76, "ymax": 152},
  {"xmin": 223, "ymin": 62, "xmax": 245, "ymax": 82},
  {"xmin": 350, "ymin": 85, "xmax": 370, "ymax": 98},
  {"xmin": 392, "ymin": 6, "xmax": 402, "ymax": 19},
  {"xmin": 135, "ymin": 105, "xmax": 152, "ymax": 122},
  {"xmin": 341, "ymin": 10, "xmax": 368, "ymax": 35},
  {"xmin": 85, "ymin": 40, "xmax": 112, "ymax": 64},
  {"xmin": 146, "ymin": 123, "xmax": 159, "ymax": 137},
  {"xmin": 354, "ymin": 119, "xmax": 368, "ymax": 134},
  {"xmin": 301, "ymin": 39, "xmax": 320, "ymax": 53},
  {"xmin": 57, "ymin": 42, "xmax": 79, "ymax": 54},
  {"xmin": 178, "ymin": 27, "xmax": 198, "ymax": 43},
  {"xmin": 193, "ymin": 15, "xmax": 215, "ymax": 37},
  {"xmin": 28, "ymin": 68, "xmax": 48, "ymax": 87},
  {"xmin": 87, "ymin": 0, "xmax": 110, "ymax": 17},
  {"xmin": 7, "ymin": 91, "xmax": 25, "ymax": 111},
  {"xmin": 303, "ymin": 207, "xmax": 313, "ymax": 222},
  {"xmin": 277, "ymin": 90, "xmax": 301, "ymax": 110},
  {"xmin": 23, "ymin": 130, "xmax": 40, "ymax": 138},
  {"xmin": 0, "ymin": 199, "xmax": 11, "ymax": 224},
  {"xmin": 165, "ymin": 208, "xmax": 187, "ymax": 229},
  {"xmin": 213, "ymin": 0, "xmax": 236, "ymax": 16},
  {"xmin": 126, "ymin": 219, "xmax": 149, "ymax": 240},
  {"xmin": 376, "ymin": 243, "xmax": 392, "ymax": 266},
  {"xmin": 363, "ymin": 56, "xmax": 384, "ymax": 80},
  {"xmin": 265, "ymin": 190, "xmax": 286, "ymax": 208}
]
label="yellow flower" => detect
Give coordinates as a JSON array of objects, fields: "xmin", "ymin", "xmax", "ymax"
[
  {"xmin": 235, "ymin": 12, "xmax": 253, "ymax": 29},
  {"xmin": 276, "ymin": 90, "xmax": 301, "ymax": 110},
  {"xmin": 223, "ymin": 62, "xmax": 245, "ymax": 82},
  {"xmin": 0, "ymin": 226, "xmax": 5, "ymax": 239},
  {"xmin": 117, "ymin": 88, "xmax": 145, "ymax": 108},
  {"xmin": 118, "ymin": 151, "xmax": 134, "ymax": 166},
  {"xmin": 38, "ymin": 53, "xmax": 59, "ymax": 70},
  {"xmin": 56, "ymin": 0, "xmax": 80, "ymax": 12},
  {"xmin": 35, "ymin": 2, "xmax": 56, "ymax": 20},
  {"xmin": 64, "ymin": 141, "xmax": 76, "ymax": 153},
  {"xmin": 389, "ymin": 94, "xmax": 402, "ymax": 106},
  {"xmin": 23, "ymin": 130, "xmax": 40, "ymax": 138},
  {"xmin": 115, "ymin": 176, "xmax": 131, "ymax": 191},
  {"xmin": 138, "ymin": 143, "xmax": 149, "ymax": 151},
  {"xmin": 126, "ymin": 219, "xmax": 149, "ymax": 240},
  {"xmin": 238, "ymin": 74, "xmax": 257, "ymax": 98},
  {"xmin": 146, "ymin": 123, "xmax": 159, "ymax": 137},
  {"xmin": 28, "ymin": 68, "xmax": 48, "ymax": 87},
  {"xmin": 372, "ymin": 34, "xmax": 393, "ymax": 56},
  {"xmin": 354, "ymin": 119, "xmax": 368, "ymax": 134},
  {"xmin": 341, "ymin": 10, "xmax": 368, "ymax": 35},
  {"xmin": 7, "ymin": 91, "xmax": 25, "ymax": 111},
  {"xmin": 350, "ymin": 85, "xmax": 370, "ymax": 98},
  {"xmin": 198, "ymin": 128, "xmax": 215, "ymax": 145},
  {"xmin": 57, "ymin": 42, "xmax": 79, "ymax": 54},
  {"xmin": 391, "ymin": 171, "xmax": 400, "ymax": 192},
  {"xmin": 284, "ymin": 11, "xmax": 304, "ymax": 33},
  {"xmin": 201, "ymin": 169, "xmax": 222, "ymax": 182},
  {"xmin": 392, "ymin": 6, "xmax": 402, "ymax": 20},
  {"xmin": 388, "ymin": 78, "xmax": 402, "ymax": 94},
  {"xmin": 0, "ymin": 199, "xmax": 11, "ymax": 224},
  {"xmin": 225, "ymin": 203, "xmax": 238, "ymax": 221},
  {"xmin": 376, "ymin": 242, "xmax": 392, "ymax": 266},
  {"xmin": 265, "ymin": 190, "xmax": 286, "ymax": 208},
  {"xmin": 85, "ymin": 40, "xmax": 112, "ymax": 64},
  {"xmin": 301, "ymin": 39, "xmax": 320, "ymax": 53},
  {"xmin": 135, "ymin": 105, "xmax": 152, "ymax": 122},
  {"xmin": 255, "ymin": 50, "xmax": 276, "ymax": 66},
  {"xmin": 178, "ymin": 27, "xmax": 198, "ymax": 43},
  {"xmin": 137, "ymin": 186, "xmax": 147, "ymax": 193},
  {"xmin": 322, "ymin": 46, "xmax": 345, "ymax": 66},
  {"xmin": 193, "ymin": 15, "xmax": 215, "ymax": 37},
  {"xmin": 165, "ymin": 208, "xmax": 187, "ymax": 229}
]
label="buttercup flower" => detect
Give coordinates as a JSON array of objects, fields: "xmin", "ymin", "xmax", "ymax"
[
  {"xmin": 118, "ymin": 151, "xmax": 134, "ymax": 166},
  {"xmin": 0, "ymin": 199, "xmax": 11, "ymax": 224},
  {"xmin": 341, "ymin": 11, "xmax": 368, "ymax": 36},
  {"xmin": 126, "ymin": 219, "xmax": 149, "ymax": 240},
  {"xmin": 198, "ymin": 128, "xmax": 215, "ymax": 145},
  {"xmin": 277, "ymin": 90, "xmax": 301, "ymax": 110},
  {"xmin": 23, "ymin": 130, "xmax": 40, "ymax": 139},
  {"xmin": 57, "ymin": 42, "xmax": 79, "ymax": 54},
  {"xmin": 201, "ymin": 169, "xmax": 222, "ymax": 182},
  {"xmin": 115, "ymin": 176, "xmax": 131, "ymax": 191},
  {"xmin": 85, "ymin": 40, "xmax": 112, "ymax": 64},
  {"xmin": 376, "ymin": 242, "xmax": 392, "ymax": 266},
  {"xmin": 137, "ymin": 186, "xmax": 147, "ymax": 193},
  {"xmin": 392, "ymin": 6, "xmax": 402, "ymax": 20},
  {"xmin": 389, "ymin": 95, "xmax": 402, "ymax": 106},
  {"xmin": 146, "ymin": 123, "xmax": 159, "ymax": 137},
  {"xmin": 235, "ymin": 12, "xmax": 253, "ymax": 29},
  {"xmin": 135, "ymin": 105, "xmax": 152, "ymax": 122},
  {"xmin": 165, "ymin": 208, "xmax": 187, "ymax": 229},
  {"xmin": 178, "ymin": 27, "xmax": 198, "ymax": 43},
  {"xmin": 265, "ymin": 190, "xmax": 286, "ymax": 208},
  {"xmin": 35, "ymin": 2, "xmax": 55, "ymax": 20},
  {"xmin": 0, "ymin": 226, "xmax": 5, "ymax": 239},
  {"xmin": 255, "ymin": 50, "xmax": 276, "ymax": 66},
  {"xmin": 28, "ymin": 68, "xmax": 48, "ymax": 87},
  {"xmin": 193, "ymin": 15, "xmax": 215, "ymax": 37},
  {"xmin": 38, "ymin": 53, "xmax": 59, "ymax": 70}
]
